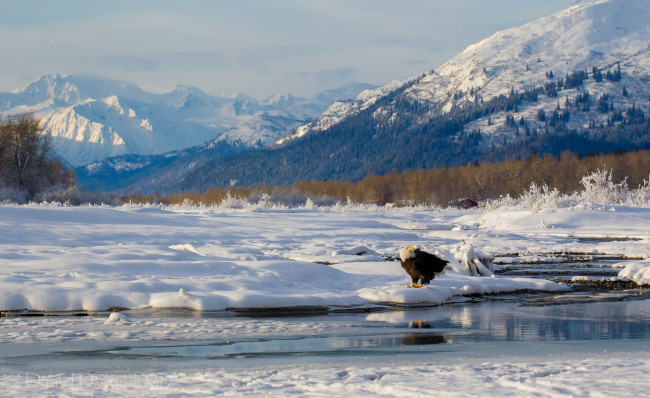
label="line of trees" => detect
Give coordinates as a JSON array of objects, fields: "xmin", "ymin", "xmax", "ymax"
[
  {"xmin": 130, "ymin": 149, "xmax": 650, "ymax": 207},
  {"xmin": 0, "ymin": 113, "xmax": 74, "ymax": 200}
]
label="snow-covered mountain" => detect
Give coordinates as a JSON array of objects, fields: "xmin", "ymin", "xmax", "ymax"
[
  {"xmin": 284, "ymin": 0, "xmax": 650, "ymax": 147},
  {"xmin": 274, "ymin": 80, "xmax": 405, "ymax": 146},
  {"xmin": 0, "ymin": 74, "xmax": 374, "ymax": 166},
  {"xmin": 164, "ymin": 0, "xmax": 650, "ymax": 192}
]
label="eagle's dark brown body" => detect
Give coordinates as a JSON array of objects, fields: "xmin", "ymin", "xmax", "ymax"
[{"xmin": 399, "ymin": 247, "xmax": 450, "ymax": 287}]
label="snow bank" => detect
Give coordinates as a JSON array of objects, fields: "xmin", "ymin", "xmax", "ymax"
[
  {"xmin": 0, "ymin": 252, "xmax": 565, "ymax": 312},
  {"xmin": 104, "ymin": 312, "xmax": 132, "ymax": 324},
  {"xmin": 618, "ymin": 260, "xmax": 650, "ymax": 286},
  {"xmin": 0, "ymin": 205, "xmax": 573, "ymax": 312},
  {"xmin": 358, "ymin": 274, "xmax": 564, "ymax": 306},
  {"xmin": 3, "ymin": 201, "xmax": 649, "ymax": 312}
]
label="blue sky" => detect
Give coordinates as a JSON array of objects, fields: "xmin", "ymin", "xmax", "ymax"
[{"xmin": 0, "ymin": 0, "xmax": 574, "ymax": 99}]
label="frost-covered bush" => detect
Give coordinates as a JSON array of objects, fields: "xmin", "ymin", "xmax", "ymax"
[
  {"xmin": 255, "ymin": 192, "xmax": 287, "ymax": 209},
  {"xmin": 34, "ymin": 187, "xmax": 117, "ymax": 206},
  {"xmin": 579, "ymin": 169, "xmax": 650, "ymax": 206},
  {"xmin": 303, "ymin": 198, "xmax": 316, "ymax": 209},
  {"xmin": 1, "ymin": 186, "xmax": 116, "ymax": 206},
  {"xmin": 579, "ymin": 169, "xmax": 627, "ymax": 205},
  {"xmin": 330, "ymin": 197, "xmax": 377, "ymax": 212},
  {"xmin": 624, "ymin": 178, "xmax": 650, "ymax": 206},
  {"xmin": 218, "ymin": 191, "xmax": 249, "ymax": 209},
  {"xmin": 485, "ymin": 169, "xmax": 650, "ymax": 211},
  {"xmin": 0, "ymin": 188, "xmax": 28, "ymax": 205},
  {"xmin": 518, "ymin": 182, "xmax": 572, "ymax": 211},
  {"xmin": 192, "ymin": 190, "xmax": 338, "ymax": 210},
  {"xmin": 484, "ymin": 194, "xmax": 516, "ymax": 211}
]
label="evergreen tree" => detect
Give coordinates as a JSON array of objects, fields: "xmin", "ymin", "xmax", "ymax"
[{"xmin": 598, "ymin": 94, "xmax": 610, "ymax": 113}]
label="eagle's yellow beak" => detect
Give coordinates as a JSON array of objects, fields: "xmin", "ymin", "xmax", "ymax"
[{"xmin": 406, "ymin": 246, "xmax": 414, "ymax": 250}]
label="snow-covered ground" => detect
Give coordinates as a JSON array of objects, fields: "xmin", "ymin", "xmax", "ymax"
[
  {"xmin": 1, "ymin": 202, "xmax": 635, "ymax": 313},
  {"xmin": 0, "ymin": 351, "xmax": 646, "ymax": 397},
  {"xmin": 1, "ymin": 201, "xmax": 649, "ymax": 396},
  {"xmin": 1, "ymin": 201, "xmax": 649, "ymax": 312}
]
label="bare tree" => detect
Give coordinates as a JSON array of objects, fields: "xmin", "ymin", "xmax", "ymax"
[{"xmin": 0, "ymin": 113, "xmax": 73, "ymax": 197}]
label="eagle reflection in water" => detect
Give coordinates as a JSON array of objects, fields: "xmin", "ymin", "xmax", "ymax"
[{"xmin": 401, "ymin": 320, "xmax": 447, "ymax": 345}]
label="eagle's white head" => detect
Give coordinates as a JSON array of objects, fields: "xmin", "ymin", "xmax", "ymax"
[{"xmin": 400, "ymin": 246, "xmax": 416, "ymax": 262}]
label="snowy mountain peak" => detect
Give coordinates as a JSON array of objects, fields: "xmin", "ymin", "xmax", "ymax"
[
  {"xmin": 102, "ymin": 95, "xmax": 125, "ymax": 113},
  {"xmin": 262, "ymin": 93, "xmax": 298, "ymax": 106},
  {"xmin": 17, "ymin": 73, "xmax": 81, "ymax": 106},
  {"xmin": 288, "ymin": 0, "xmax": 650, "ymax": 145},
  {"xmin": 409, "ymin": 0, "xmax": 650, "ymax": 107},
  {"xmin": 167, "ymin": 86, "xmax": 213, "ymax": 109}
]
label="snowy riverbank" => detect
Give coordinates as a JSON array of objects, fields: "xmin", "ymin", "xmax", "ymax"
[{"xmin": 1, "ymin": 202, "xmax": 649, "ymax": 312}]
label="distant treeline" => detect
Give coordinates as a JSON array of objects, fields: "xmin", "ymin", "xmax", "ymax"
[{"xmin": 129, "ymin": 149, "xmax": 650, "ymax": 207}]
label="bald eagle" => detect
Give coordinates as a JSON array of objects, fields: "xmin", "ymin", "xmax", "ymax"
[{"xmin": 399, "ymin": 246, "xmax": 451, "ymax": 288}]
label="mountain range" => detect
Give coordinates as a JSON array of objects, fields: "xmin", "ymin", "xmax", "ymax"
[
  {"xmin": 5, "ymin": 0, "xmax": 650, "ymax": 194},
  {"xmin": 0, "ymin": 74, "xmax": 375, "ymax": 168},
  {"xmin": 169, "ymin": 0, "xmax": 650, "ymax": 193}
]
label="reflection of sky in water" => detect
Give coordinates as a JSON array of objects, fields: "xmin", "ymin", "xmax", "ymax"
[
  {"xmin": 113, "ymin": 299, "xmax": 650, "ymax": 360},
  {"xmin": 2, "ymin": 298, "xmax": 648, "ymax": 377},
  {"xmin": 368, "ymin": 299, "xmax": 650, "ymax": 342}
]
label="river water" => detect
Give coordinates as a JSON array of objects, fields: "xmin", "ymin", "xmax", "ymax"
[{"xmin": 1, "ymin": 257, "xmax": 649, "ymax": 376}]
